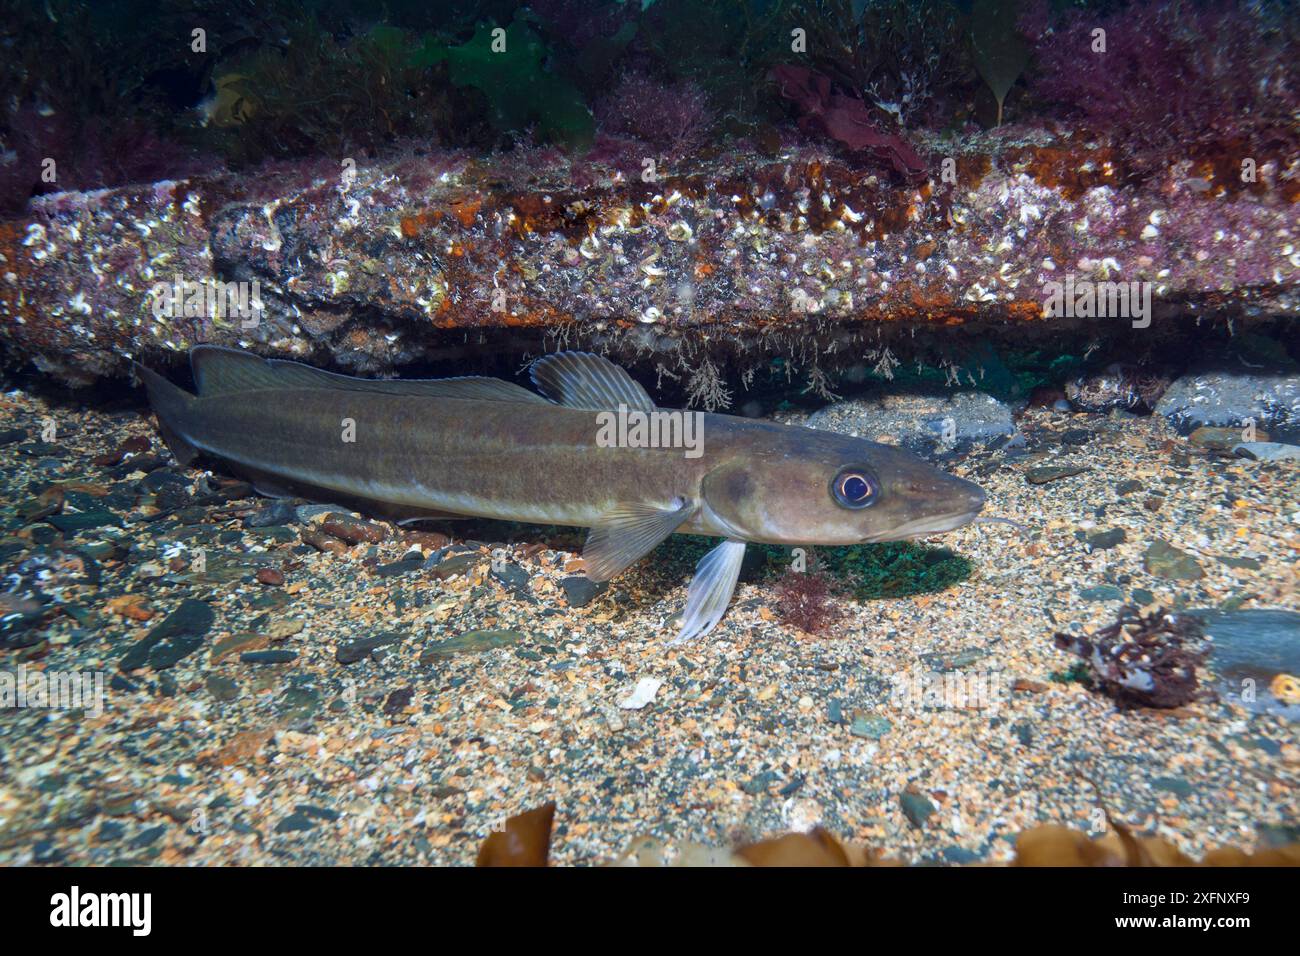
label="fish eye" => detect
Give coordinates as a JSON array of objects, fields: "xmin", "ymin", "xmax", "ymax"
[{"xmin": 832, "ymin": 470, "xmax": 878, "ymax": 509}]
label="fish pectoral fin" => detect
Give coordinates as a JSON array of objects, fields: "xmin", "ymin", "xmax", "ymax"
[
  {"xmin": 671, "ymin": 539, "xmax": 747, "ymax": 644},
  {"xmin": 530, "ymin": 351, "xmax": 656, "ymax": 412},
  {"xmin": 581, "ymin": 499, "xmax": 695, "ymax": 582}
]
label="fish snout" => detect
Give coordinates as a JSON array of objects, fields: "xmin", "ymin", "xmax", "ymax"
[{"xmin": 957, "ymin": 476, "xmax": 987, "ymax": 517}]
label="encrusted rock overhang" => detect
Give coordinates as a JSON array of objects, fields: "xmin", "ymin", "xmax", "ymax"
[{"xmin": 2, "ymin": 129, "xmax": 1297, "ymax": 396}]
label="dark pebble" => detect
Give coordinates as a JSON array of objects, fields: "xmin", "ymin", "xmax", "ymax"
[
  {"xmin": 375, "ymin": 558, "xmax": 423, "ymax": 578},
  {"xmin": 32, "ymin": 840, "xmax": 63, "ymax": 864},
  {"xmin": 295, "ymin": 804, "xmax": 339, "ymax": 822},
  {"xmin": 92, "ymin": 435, "xmax": 150, "ymax": 467},
  {"xmin": 206, "ymin": 675, "xmax": 240, "ymax": 702},
  {"xmin": 1151, "ymin": 776, "xmax": 1194, "ymax": 798},
  {"xmin": 491, "ymin": 562, "xmax": 532, "ymax": 598},
  {"xmin": 46, "ymin": 511, "xmax": 122, "ymax": 534},
  {"xmin": 96, "ymin": 821, "xmax": 125, "ymax": 843},
  {"xmin": 419, "ymin": 629, "xmax": 524, "ymax": 661},
  {"xmin": 742, "ymin": 771, "xmax": 778, "ymax": 795},
  {"xmin": 429, "ymin": 552, "xmax": 481, "ymax": 580},
  {"xmin": 240, "ymin": 650, "xmax": 298, "ymax": 664},
  {"xmin": 275, "ymin": 811, "xmax": 317, "ymax": 833},
  {"xmin": 336, "ymin": 631, "xmax": 405, "ymax": 664},
  {"xmin": 900, "ymin": 791, "xmax": 936, "ymax": 829},
  {"xmin": 129, "ymin": 825, "xmax": 166, "ymax": 849},
  {"xmin": 112, "ymin": 453, "xmax": 166, "ymax": 478},
  {"xmin": 1143, "ymin": 540, "xmax": 1204, "ymax": 581},
  {"xmin": 119, "ymin": 599, "xmax": 215, "ymax": 672},
  {"xmin": 1079, "ymin": 584, "xmax": 1124, "ymax": 601},
  {"xmin": 279, "ymin": 686, "xmax": 320, "ymax": 721},
  {"xmin": 255, "ymin": 567, "xmax": 285, "ymax": 586},
  {"xmin": 560, "ymin": 576, "xmax": 606, "ymax": 607},
  {"xmin": 1025, "ymin": 465, "xmax": 1090, "ymax": 484},
  {"xmin": 244, "ymin": 501, "xmax": 298, "ymax": 528},
  {"xmin": 319, "ymin": 514, "xmax": 387, "ymax": 544},
  {"xmin": 383, "ymin": 687, "xmax": 415, "ymax": 715},
  {"xmin": 1087, "ymin": 528, "xmax": 1126, "ymax": 550}
]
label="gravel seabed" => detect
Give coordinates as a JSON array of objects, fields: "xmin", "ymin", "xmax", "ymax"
[{"xmin": 0, "ymin": 385, "xmax": 1296, "ymax": 866}]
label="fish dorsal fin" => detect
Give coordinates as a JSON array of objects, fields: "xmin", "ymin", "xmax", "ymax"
[
  {"xmin": 190, "ymin": 346, "xmax": 549, "ymax": 404},
  {"xmin": 529, "ymin": 351, "xmax": 655, "ymax": 412},
  {"xmin": 581, "ymin": 498, "xmax": 695, "ymax": 582}
]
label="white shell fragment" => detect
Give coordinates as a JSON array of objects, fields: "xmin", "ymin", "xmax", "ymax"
[{"xmin": 618, "ymin": 677, "xmax": 663, "ymax": 710}]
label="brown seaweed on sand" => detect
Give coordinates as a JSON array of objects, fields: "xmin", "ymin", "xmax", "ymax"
[
  {"xmin": 1053, "ymin": 605, "xmax": 1209, "ymax": 709},
  {"xmin": 479, "ymin": 803, "xmax": 1300, "ymax": 867},
  {"xmin": 476, "ymin": 802, "xmax": 556, "ymax": 867}
]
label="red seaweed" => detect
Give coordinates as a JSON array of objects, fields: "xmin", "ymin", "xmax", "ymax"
[
  {"xmin": 769, "ymin": 64, "xmax": 926, "ymax": 181},
  {"xmin": 773, "ymin": 563, "xmax": 844, "ymax": 635},
  {"xmin": 1053, "ymin": 606, "xmax": 1209, "ymax": 709}
]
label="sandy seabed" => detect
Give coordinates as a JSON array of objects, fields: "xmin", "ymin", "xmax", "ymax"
[{"xmin": 0, "ymin": 385, "xmax": 1296, "ymax": 865}]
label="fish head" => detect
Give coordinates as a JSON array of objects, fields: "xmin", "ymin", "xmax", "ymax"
[{"xmin": 700, "ymin": 427, "xmax": 985, "ymax": 546}]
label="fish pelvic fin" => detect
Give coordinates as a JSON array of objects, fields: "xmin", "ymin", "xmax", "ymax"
[
  {"xmin": 671, "ymin": 539, "xmax": 747, "ymax": 644},
  {"xmin": 530, "ymin": 351, "xmax": 655, "ymax": 412},
  {"xmin": 581, "ymin": 498, "xmax": 695, "ymax": 582},
  {"xmin": 190, "ymin": 345, "xmax": 549, "ymax": 404},
  {"xmin": 134, "ymin": 362, "xmax": 200, "ymax": 466}
]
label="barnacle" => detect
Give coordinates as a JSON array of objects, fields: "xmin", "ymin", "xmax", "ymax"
[{"xmin": 666, "ymin": 221, "xmax": 693, "ymax": 243}]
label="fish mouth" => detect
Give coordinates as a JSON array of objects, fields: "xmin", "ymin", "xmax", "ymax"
[{"xmin": 872, "ymin": 507, "xmax": 985, "ymax": 541}]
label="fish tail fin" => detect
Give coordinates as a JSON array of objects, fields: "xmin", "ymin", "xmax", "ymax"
[{"xmin": 134, "ymin": 362, "xmax": 200, "ymax": 466}]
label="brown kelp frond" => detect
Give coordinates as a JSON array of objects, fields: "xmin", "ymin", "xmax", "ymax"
[
  {"xmin": 1053, "ymin": 605, "xmax": 1209, "ymax": 709},
  {"xmin": 477, "ymin": 803, "xmax": 1300, "ymax": 867},
  {"xmin": 475, "ymin": 802, "xmax": 556, "ymax": 867}
]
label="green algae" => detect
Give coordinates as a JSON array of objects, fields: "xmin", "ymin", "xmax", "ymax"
[
  {"xmin": 655, "ymin": 535, "xmax": 974, "ymax": 602},
  {"xmin": 413, "ymin": 16, "xmax": 594, "ymax": 147}
]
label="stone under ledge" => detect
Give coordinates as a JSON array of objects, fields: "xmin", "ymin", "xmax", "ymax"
[{"xmin": 1, "ymin": 128, "xmax": 1296, "ymax": 389}]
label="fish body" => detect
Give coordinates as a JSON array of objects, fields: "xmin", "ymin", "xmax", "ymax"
[{"xmin": 138, "ymin": 347, "xmax": 985, "ymax": 641}]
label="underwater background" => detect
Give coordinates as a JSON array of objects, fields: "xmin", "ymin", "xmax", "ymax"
[{"xmin": 0, "ymin": 0, "xmax": 1297, "ymax": 865}]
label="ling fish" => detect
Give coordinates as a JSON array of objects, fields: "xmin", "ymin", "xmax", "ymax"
[{"xmin": 138, "ymin": 347, "xmax": 986, "ymax": 642}]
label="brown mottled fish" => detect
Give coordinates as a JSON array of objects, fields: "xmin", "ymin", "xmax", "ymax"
[{"xmin": 137, "ymin": 347, "xmax": 985, "ymax": 642}]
